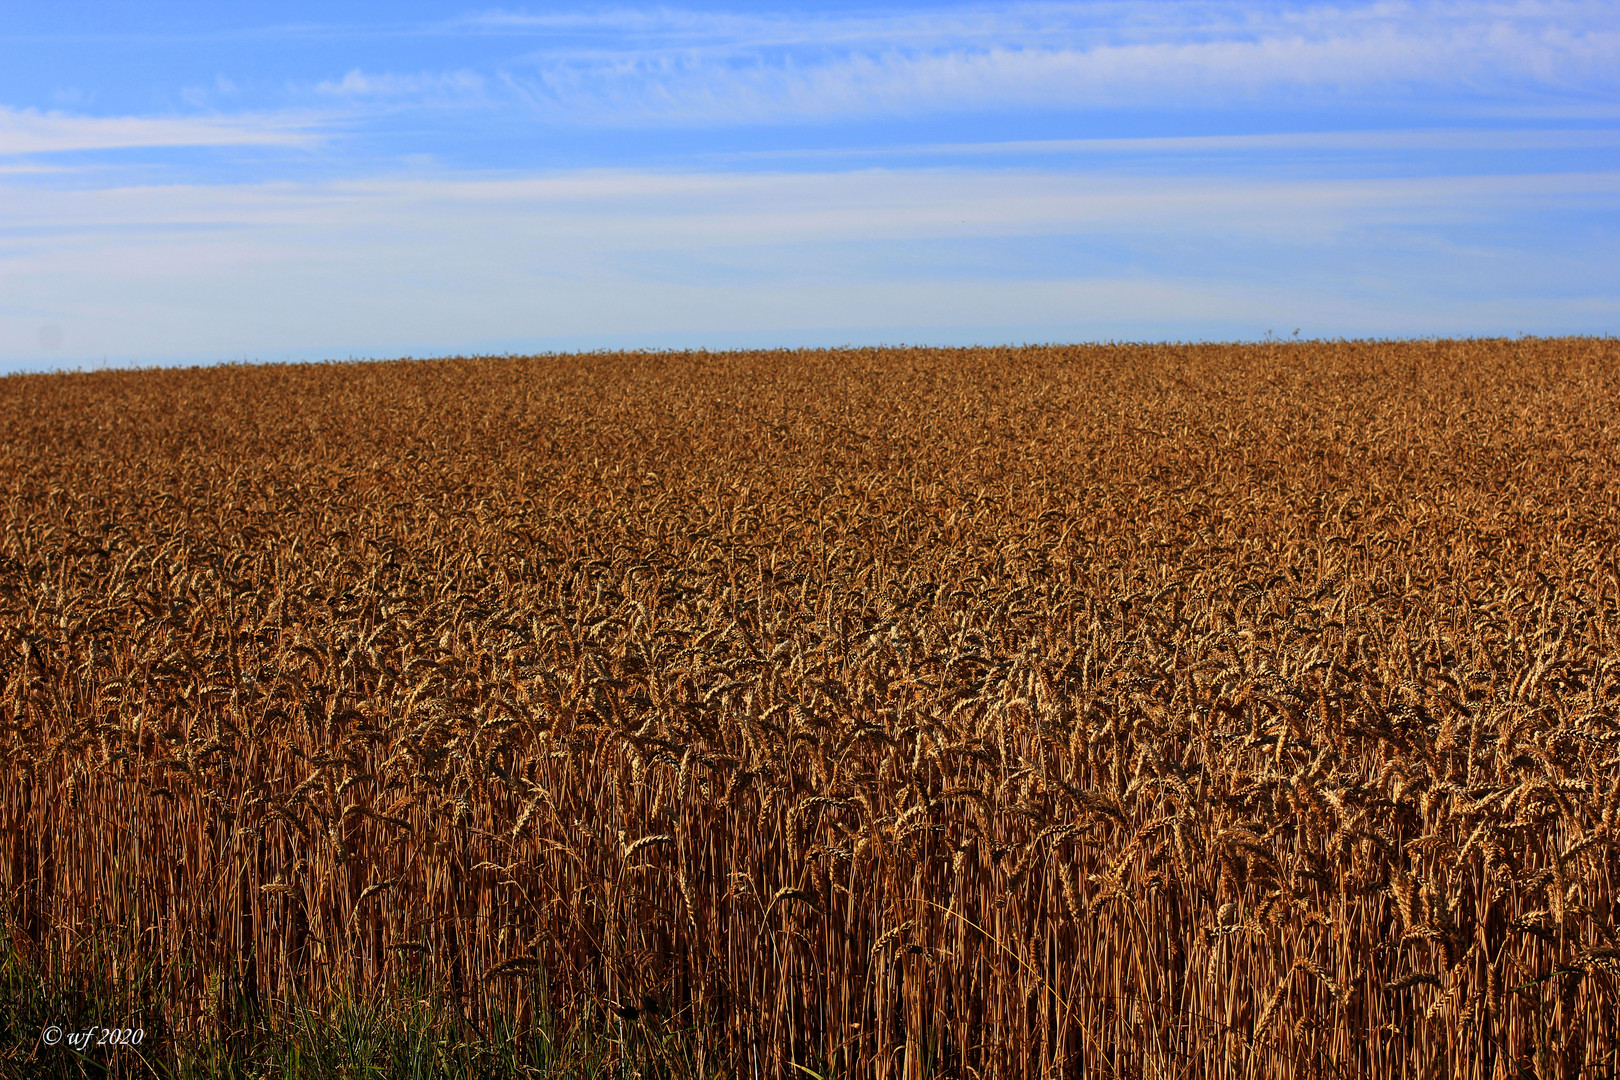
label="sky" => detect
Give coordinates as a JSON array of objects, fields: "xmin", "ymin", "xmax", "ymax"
[{"xmin": 1, "ymin": 1, "xmax": 1618, "ymax": 372}]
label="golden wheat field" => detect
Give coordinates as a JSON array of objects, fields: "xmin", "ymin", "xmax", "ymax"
[{"xmin": 3, "ymin": 339, "xmax": 1620, "ymax": 1078}]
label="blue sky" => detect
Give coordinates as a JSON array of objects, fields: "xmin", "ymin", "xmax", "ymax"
[{"xmin": 2, "ymin": 1, "xmax": 1617, "ymax": 371}]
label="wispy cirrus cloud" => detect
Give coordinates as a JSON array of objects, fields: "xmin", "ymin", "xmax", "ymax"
[
  {"xmin": 10, "ymin": 166, "xmax": 1616, "ymax": 246},
  {"xmin": 718, "ymin": 127, "xmax": 1620, "ymax": 163},
  {"xmin": 0, "ymin": 104, "xmax": 324, "ymax": 157},
  {"xmin": 314, "ymin": 69, "xmax": 486, "ymax": 99},
  {"xmin": 471, "ymin": 0, "xmax": 1620, "ymax": 124},
  {"xmin": 8, "ymin": 2, "xmax": 1613, "ymax": 154},
  {"xmin": 3, "ymin": 161, "xmax": 1616, "ymax": 368},
  {"xmin": 0, "ymin": 2, "xmax": 1614, "ymax": 371}
]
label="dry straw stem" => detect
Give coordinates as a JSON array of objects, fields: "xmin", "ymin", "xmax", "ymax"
[{"xmin": 3, "ymin": 338, "xmax": 1620, "ymax": 1077}]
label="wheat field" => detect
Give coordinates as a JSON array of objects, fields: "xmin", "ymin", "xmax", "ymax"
[{"xmin": 2, "ymin": 339, "xmax": 1619, "ymax": 1078}]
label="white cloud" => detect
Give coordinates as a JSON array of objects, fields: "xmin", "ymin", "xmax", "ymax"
[
  {"xmin": 8, "ymin": 166, "xmax": 1615, "ymax": 247},
  {"xmin": 314, "ymin": 69, "xmax": 487, "ymax": 98},
  {"xmin": 0, "ymin": 105, "xmax": 323, "ymax": 157},
  {"xmin": 476, "ymin": 0, "xmax": 1620, "ymax": 123},
  {"xmin": 1, "ymin": 161, "xmax": 1614, "ymax": 366},
  {"xmin": 180, "ymin": 75, "xmax": 244, "ymax": 110},
  {"xmin": 722, "ymin": 127, "xmax": 1620, "ymax": 162}
]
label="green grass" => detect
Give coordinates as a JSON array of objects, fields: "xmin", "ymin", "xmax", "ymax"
[{"xmin": 0, "ymin": 925, "xmax": 723, "ymax": 1080}]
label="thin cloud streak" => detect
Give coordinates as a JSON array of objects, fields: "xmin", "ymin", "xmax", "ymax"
[
  {"xmin": 6, "ymin": 3, "xmax": 1614, "ymax": 152},
  {"xmin": 7, "ymin": 167, "xmax": 1618, "ymax": 244},
  {"xmin": 314, "ymin": 69, "xmax": 486, "ymax": 99},
  {"xmin": 2, "ymin": 160, "xmax": 1614, "ymax": 368},
  {"xmin": 0, "ymin": 105, "xmax": 326, "ymax": 156},
  {"xmin": 0, "ymin": 3, "xmax": 1613, "ymax": 368},
  {"xmin": 717, "ymin": 127, "xmax": 1620, "ymax": 162},
  {"xmin": 468, "ymin": 2, "xmax": 1620, "ymax": 55},
  {"xmin": 481, "ymin": 0, "xmax": 1620, "ymax": 123}
]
